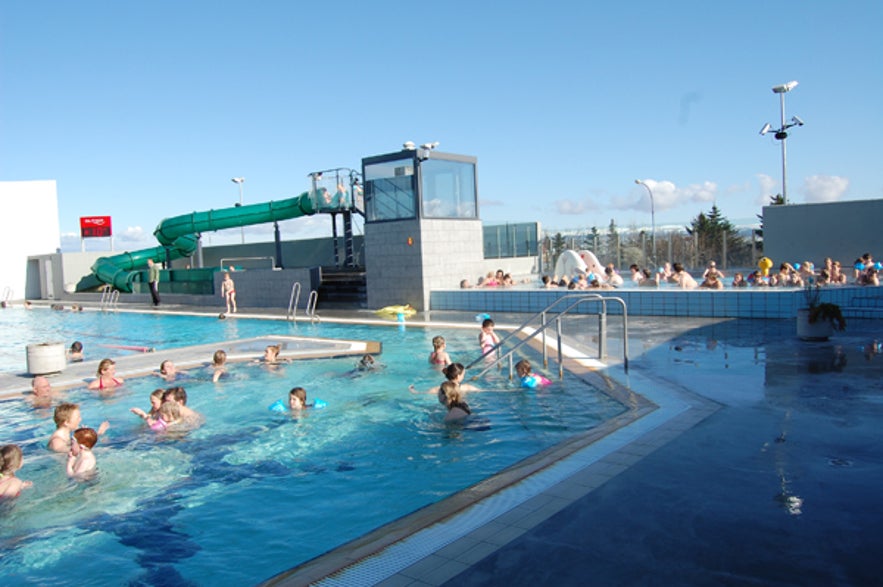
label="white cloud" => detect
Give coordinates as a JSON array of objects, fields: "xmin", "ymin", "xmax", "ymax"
[
  {"xmin": 803, "ymin": 175, "xmax": 849, "ymax": 203},
  {"xmin": 553, "ymin": 198, "xmax": 599, "ymax": 215},
  {"xmin": 618, "ymin": 179, "xmax": 718, "ymax": 213},
  {"xmin": 755, "ymin": 173, "xmax": 778, "ymax": 206}
]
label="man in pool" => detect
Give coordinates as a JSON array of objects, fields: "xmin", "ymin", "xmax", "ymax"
[{"xmin": 29, "ymin": 375, "xmax": 59, "ymax": 409}]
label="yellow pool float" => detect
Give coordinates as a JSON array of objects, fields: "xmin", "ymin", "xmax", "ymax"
[{"xmin": 374, "ymin": 304, "xmax": 416, "ymax": 318}]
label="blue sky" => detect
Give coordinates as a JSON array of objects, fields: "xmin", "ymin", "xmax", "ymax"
[{"xmin": 2, "ymin": 1, "xmax": 881, "ymax": 252}]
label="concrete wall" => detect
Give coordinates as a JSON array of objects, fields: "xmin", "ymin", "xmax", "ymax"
[
  {"xmin": 764, "ymin": 200, "xmax": 883, "ymax": 268},
  {"xmin": 176, "ymin": 236, "xmax": 365, "ymax": 271},
  {"xmin": 0, "ymin": 181, "xmax": 60, "ymax": 300},
  {"xmin": 365, "ymin": 218, "xmax": 485, "ymax": 311}
]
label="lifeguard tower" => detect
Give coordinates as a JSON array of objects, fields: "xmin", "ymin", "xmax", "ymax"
[{"xmin": 362, "ymin": 144, "xmax": 485, "ymax": 311}]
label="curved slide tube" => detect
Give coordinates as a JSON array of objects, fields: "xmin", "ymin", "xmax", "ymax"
[{"xmin": 92, "ymin": 189, "xmax": 326, "ymax": 292}]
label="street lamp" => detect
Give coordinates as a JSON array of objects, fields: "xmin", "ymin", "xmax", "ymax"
[
  {"xmin": 759, "ymin": 80, "xmax": 803, "ymax": 205},
  {"xmin": 635, "ymin": 179, "xmax": 655, "ymax": 265},
  {"xmin": 231, "ymin": 177, "xmax": 245, "ymax": 244}
]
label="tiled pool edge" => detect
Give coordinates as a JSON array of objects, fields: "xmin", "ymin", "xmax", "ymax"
[{"xmin": 261, "ymin": 354, "xmax": 721, "ymax": 586}]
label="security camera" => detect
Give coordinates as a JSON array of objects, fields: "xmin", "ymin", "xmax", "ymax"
[
  {"xmin": 759, "ymin": 123, "xmax": 772, "ymax": 135},
  {"xmin": 792, "ymin": 115, "xmax": 805, "ymax": 126},
  {"xmin": 420, "ymin": 141, "xmax": 440, "ymax": 150},
  {"xmin": 403, "ymin": 141, "xmax": 415, "ymax": 150},
  {"xmin": 772, "ymin": 80, "xmax": 798, "ymax": 93}
]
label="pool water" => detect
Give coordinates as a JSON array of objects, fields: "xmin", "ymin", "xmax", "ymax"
[{"xmin": 0, "ymin": 311, "xmax": 626, "ymax": 586}]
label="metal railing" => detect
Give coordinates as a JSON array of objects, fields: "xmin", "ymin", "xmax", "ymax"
[
  {"xmin": 1, "ymin": 286, "xmax": 12, "ymax": 302},
  {"xmin": 287, "ymin": 281, "xmax": 320, "ymax": 323},
  {"xmin": 99, "ymin": 285, "xmax": 120, "ymax": 312},
  {"xmin": 466, "ymin": 293, "xmax": 629, "ymax": 380}
]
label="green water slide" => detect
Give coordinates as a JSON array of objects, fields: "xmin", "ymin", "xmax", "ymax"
[{"xmin": 91, "ymin": 188, "xmax": 326, "ymax": 292}]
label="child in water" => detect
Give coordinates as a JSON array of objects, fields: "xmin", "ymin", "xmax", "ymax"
[
  {"xmin": 48, "ymin": 403, "xmax": 110, "ymax": 453},
  {"xmin": 479, "ymin": 318, "xmax": 501, "ymax": 358},
  {"xmin": 211, "ymin": 349, "xmax": 228, "ymax": 383},
  {"xmin": 67, "ymin": 341, "xmax": 84, "ymax": 362},
  {"xmin": 429, "ymin": 335, "xmax": 452, "ymax": 367},
  {"xmin": 147, "ymin": 401, "xmax": 182, "ymax": 432},
  {"xmin": 0, "ymin": 444, "xmax": 33, "ymax": 499},
  {"xmin": 130, "ymin": 389, "xmax": 165, "ymax": 421},
  {"xmin": 66, "ymin": 427, "xmax": 98, "ymax": 478},
  {"xmin": 515, "ymin": 359, "xmax": 551, "ymax": 388}
]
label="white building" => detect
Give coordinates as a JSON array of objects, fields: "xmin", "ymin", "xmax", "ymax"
[{"xmin": 0, "ymin": 181, "xmax": 60, "ymax": 301}]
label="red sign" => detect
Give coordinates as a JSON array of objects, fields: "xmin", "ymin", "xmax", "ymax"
[{"xmin": 80, "ymin": 216, "xmax": 113, "ymax": 238}]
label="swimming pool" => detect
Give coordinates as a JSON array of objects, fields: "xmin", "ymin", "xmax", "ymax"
[{"xmin": 0, "ymin": 310, "xmax": 627, "ymax": 586}]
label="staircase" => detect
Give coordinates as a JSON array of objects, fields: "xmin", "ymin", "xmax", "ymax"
[{"xmin": 316, "ymin": 268, "xmax": 367, "ymax": 309}]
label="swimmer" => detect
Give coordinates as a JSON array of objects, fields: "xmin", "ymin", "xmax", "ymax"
[
  {"xmin": 211, "ymin": 350, "xmax": 228, "ymax": 383},
  {"xmin": 87, "ymin": 358, "xmax": 124, "ymax": 391},
  {"xmin": 429, "ymin": 335, "xmax": 452, "ymax": 367},
  {"xmin": 29, "ymin": 375, "xmax": 58, "ymax": 409},
  {"xmin": 409, "ymin": 362, "xmax": 479, "ymax": 404},
  {"xmin": 161, "ymin": 386, "xmax": 202, "ymax": 426},
  {"xmin": 67, "ymin": 341, "xmax": 84, "ymax": 362},
  {"xmin": 256, "ymin": 344, "xmax": 288, "ymax": 366},
  {"xmin": 515, "ymin": 359, "xmax": 552, "ymax": 388},
  {"xmin": 440, "ymin": 381, "xmax": 471, "ymax": 423},
  {"xmin": 145, "ymin": 401, "xmax": 182, "ymax": 432},
  {"xmin": 48, "ymin": 403, "xmax": 110, "ymax": 453},
  {"xmin": 0, "ymin": 444, "xmax": 33, "ymax": 499},
  {"xmin": 288, "ymin": 386, "xmax": 308, "ymax": 412},
  {"xmin": 66, "ymin": 428, "xmax": 98, "ymax": 477},
  {"xmin": 156, "ymin": 360, "xmax": 187, "ymax": 382},
  {"xmin": 130, "ymin": 389, "xmax": 165, "ymax": 421}
]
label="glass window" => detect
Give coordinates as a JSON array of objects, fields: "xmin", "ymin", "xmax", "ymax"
[
  {"xmin": 420, "ymin": 159, "xmax": 477, "ymax": 219},
  {"xmin": 364, "ymin": 159, "xmax": 417, "ymax": 222}
]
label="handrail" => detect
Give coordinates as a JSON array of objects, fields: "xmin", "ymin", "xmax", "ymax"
[
  {"xmin": 466, "ymin": 293, "xmax": 629, "ymax": 380},
  {"xmin": 287, "ymin": 282, "xmax": 320, "ymax": 323},
  {"xmin": 306, "ymin": 290, "xmax": 320, "ymax": 323},
  {"xmin": 1, "ymin": 286, "xmax": 12, "ymax": 301},
  {"xmin": 99, "ymin": 285, "xmax": 120, "ymax": 312},
  {"xmin": 287, "ymin": 282, "xmax": 301, "ymax": 320}
]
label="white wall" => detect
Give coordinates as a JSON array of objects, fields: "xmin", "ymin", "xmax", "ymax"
[{"xmin": 0, "ymin": 181, "xmax": 60, "ymax": 300}]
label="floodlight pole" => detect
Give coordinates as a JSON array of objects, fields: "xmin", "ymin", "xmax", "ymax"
[{"xmin": 231, "ymin": 177, "xmax": 245, "ymax": 244}]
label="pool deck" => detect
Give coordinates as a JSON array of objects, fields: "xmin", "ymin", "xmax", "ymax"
[{"xmin": 7, "ymin": 301, "xmax": 883, "ymax": 586}]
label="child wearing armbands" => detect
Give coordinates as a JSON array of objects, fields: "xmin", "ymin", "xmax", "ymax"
[
  {"xmin": 515, "ymin": 359, "xmax": 551, "ymax": 389},
  {"xmin": 269, "ymin": 387, "xmax": 327, "ymax": 414}
]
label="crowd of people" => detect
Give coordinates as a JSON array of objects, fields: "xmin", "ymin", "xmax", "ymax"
[{"xmin": 464, "ymin": 252, "xmax": 881, "ymax": 292}]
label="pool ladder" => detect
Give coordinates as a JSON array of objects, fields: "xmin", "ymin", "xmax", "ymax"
[
  {"xmin": 1, "ymin": 286, "xmax": 12, "ymax": 303},
  {"xmin": 99, "ymin": 285, "xmax": 120, "ymax": 312},
  {"xmin": 287, "ymin": 282, "xmax": 320, "ymax": 323},
  {"xmin": 466, "ymin": 293, "xmax": 629, "ymax": 381}
]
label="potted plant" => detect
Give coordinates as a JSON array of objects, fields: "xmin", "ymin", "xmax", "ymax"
[{"xmin": 797, "ymin": 282, "xmax": 846, "ymax": 341}]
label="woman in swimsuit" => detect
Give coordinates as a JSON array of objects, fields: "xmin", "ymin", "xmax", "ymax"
[{"xmin": 88, "ymin": 358, "xmax": 124, "ymax": 391}]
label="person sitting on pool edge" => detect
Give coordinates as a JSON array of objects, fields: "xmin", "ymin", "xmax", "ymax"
[{"xmin": 87, "ymin": 358, "xmax": 124, "ymax": 391}]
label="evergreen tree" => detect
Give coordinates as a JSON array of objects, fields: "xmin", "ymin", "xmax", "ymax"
[
  {"xmin": 686, "ymin": 205, "xmax": 752, "ymax": 267},
  {"xmin": 754, "ymin": 193, "xmax": 784, "ymax": 251}
]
